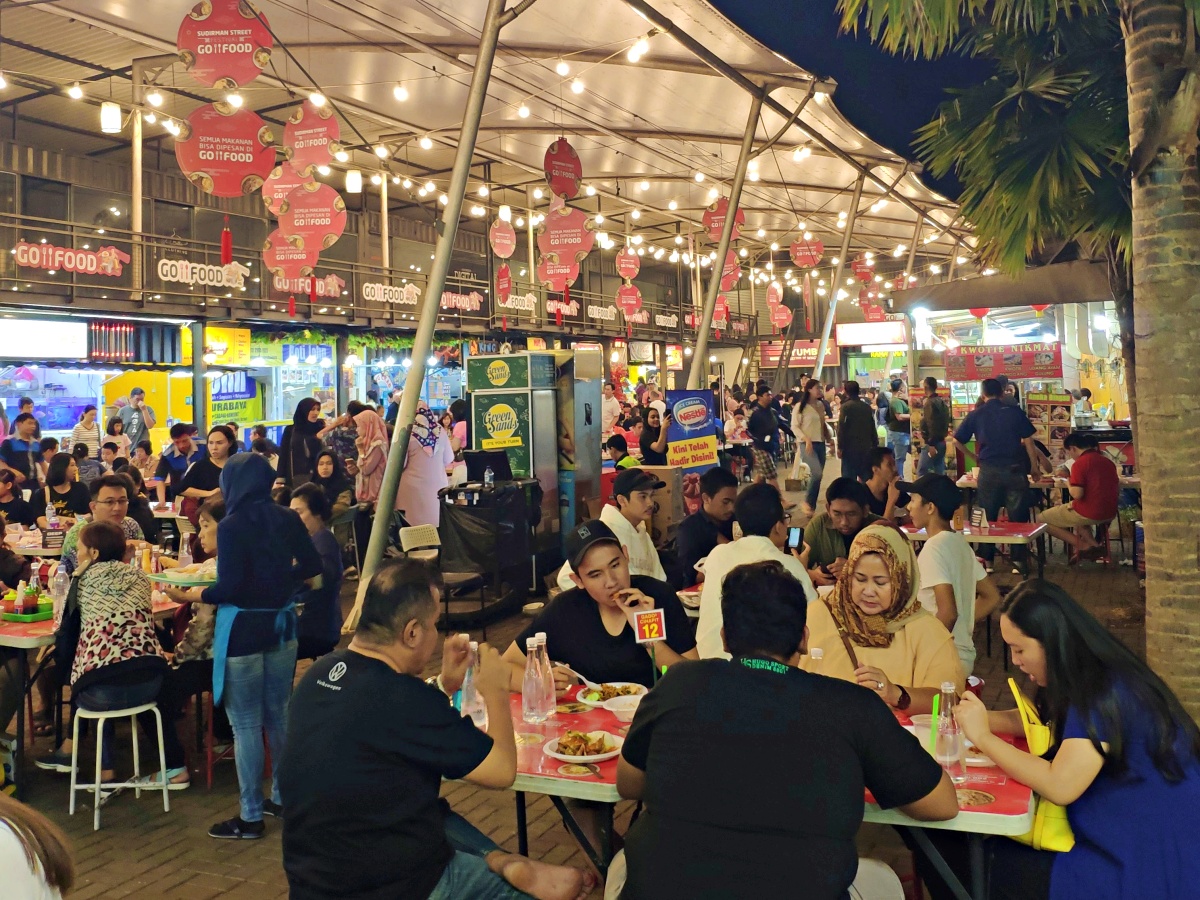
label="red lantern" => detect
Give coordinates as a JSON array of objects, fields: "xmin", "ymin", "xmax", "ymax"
[
  {"xmin": 969, "ymin": 307, "xmax": 990, "ymax": 319},
  {"xmin": 1030, "ymin": 304, "xmax": 1051, "ymax": 317},
  {"xmin": 220, "ymin": 216, "xmax": 233, "ymax": 266}
]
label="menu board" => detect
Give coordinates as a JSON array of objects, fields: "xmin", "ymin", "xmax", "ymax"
[
  {"xmin": 1026, "ymin": 392, "xmax": 1073, "ymax": 466},
  {"xmin": 945, "ymin": 343, "xmax": 1063, "ymax": 381}
]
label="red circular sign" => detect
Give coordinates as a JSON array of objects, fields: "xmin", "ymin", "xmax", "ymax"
[
  {"xmin": 283, "ymin": 100, "xmax": 341, "ymax": 175},
  {"xmin": 543, "ymin": 139, "xmax": 583, "ymax": 200},
  {"xmin": 713, "ymin": 294, "xmax": 730, "ymax": 324},
  {"xmin": 770, "ymin": 304, "xmax": 793, "ymax": 328},
  {"xmin": 766, "ymin": 282, "xmax": 783, "ymax": 306},
  {"xmin": 176, "ymin": 0, "xmax": 273, "ymax": 90},
  {"xmin": 262, "ymin": 228, "xmax": 318, "ymax": 278},
  {"xmin": 790, "ymin": 238, "xmax": 824, "ymax": 268},
  {"xmin": 489, "ymin": 219, "xmax": 517, "ymax": 259},
  {"xmin": 616, "ymin": 247, "xmax": 641, "ymax": 280},
  {"xmin": 851, "ymin": 256, "xmax": 875, "ymax": 283},
  {"xmin": 261, "ymin": 162, "xmax": 313, "ymax": 216},
  {"xmin": 278, "ymin": 182, "xmax": 347, "ymax": 251},
  {"xmin": 702, "ymin": 197, "xmax": 745, "ymax": 243},
  {"xmin": 175, "ymin": 102, "xmax": 275, "ymax": 198},
  {"xmin": 537, "ymin": 257, "xmax": 579, "ymax": 293},
  {"xmin": 616, "ymin": 284, "xmax": 643, "ymax": 316},
  {"xmin": 496, "ymin": 263, "xmax": 513, "ymax": 302},
  {"xmin": 537, "ymin": 206, "xmax": 595, "ymax": 263}
]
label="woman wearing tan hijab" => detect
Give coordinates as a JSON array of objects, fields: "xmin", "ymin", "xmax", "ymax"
[{"xmin": 801, "ymin": 522, "xmax": 962, "ymax": 714}]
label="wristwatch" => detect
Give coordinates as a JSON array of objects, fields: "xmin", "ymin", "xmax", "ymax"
[{"xmin": 894, "ymin": 685, "xmax": 912, "ymax": 711}]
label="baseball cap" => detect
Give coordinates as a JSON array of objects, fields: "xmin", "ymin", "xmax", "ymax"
[
  {"xmin": 612, "ymin": 467, "xmax": 666, "ymax": 499},
  {"xmin": 897, "ymin": 474, "xmax": 962, "ymax": 518},
  {"xmin": 564, "ymin": 519, "xmax": 622, "ymax": 572}
]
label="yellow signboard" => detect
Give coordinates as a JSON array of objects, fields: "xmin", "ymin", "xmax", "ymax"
[{"xmin": 181, "ymin": 326, "xmax": 253, "ymax": 366}]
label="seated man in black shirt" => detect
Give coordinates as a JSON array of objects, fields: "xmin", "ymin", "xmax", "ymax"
[
  {"xmin": 675, "ymin": 466, "xmax": 737, "ymax": 587},
  {"xmin": 0, "ymin": 470, "xmax": 36, "ymax": 528},
  {"xmin": 613, "ymin": 561, "xmax": 957, "ymax": 900},
  {"xmin": 863, "ymin": 445, "xmax": 910, "ymax": 523},
  {"xmin": 505, "ymin": 519, "xmax": 697, "ymax": 692},
  {"xmin": 279, "ymin": 558, "xmax": 591, "ymax": 900}
]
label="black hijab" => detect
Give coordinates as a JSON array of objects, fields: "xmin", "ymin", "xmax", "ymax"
[
  {"xmin": 293, "ymin": 398, "xmax": 324, "ymax": 436},
  {"xmin": 311, "ymin": 450, "xmax": 352, "ymax": 504}
]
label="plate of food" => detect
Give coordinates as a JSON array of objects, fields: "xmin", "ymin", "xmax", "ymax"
[
  {"xmin": 964, "ymin": 741, "xmax": 996, "ymax": 767},
  {"xmin": 544, "ymin": 730, "xmax": 624, "ymax": 763},
  {"xmin": 148, "ymin": 565, "xmax": 218, "ymax": 587},
  {"xmin": 577, "ymin": 682, "xmax": 648, "ymax": 707}
]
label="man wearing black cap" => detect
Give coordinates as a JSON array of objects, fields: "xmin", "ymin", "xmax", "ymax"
[
  {"xmin": 505, "ymin": 518, "xmax": 696, "ymax": 690},
  {"xmin": 901, "ymin": 474, "xmax": 1001, "ymax": 676},
  {"xmin": 556, "ymin": 467, "xmax": 667, "ymax": 590}
]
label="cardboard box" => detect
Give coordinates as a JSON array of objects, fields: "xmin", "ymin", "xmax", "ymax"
[{"xmin": 637, "ymin": 465, "xmax": 685, "ymax": 548}]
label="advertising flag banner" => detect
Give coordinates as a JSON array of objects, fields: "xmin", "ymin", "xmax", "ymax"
[{"xmin": 665, "ymin": 390, "xmax": 719, "ymax": 514}]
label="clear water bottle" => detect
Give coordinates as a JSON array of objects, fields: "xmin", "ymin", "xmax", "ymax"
[
  {"xmin": 176, "ymin": 542, "xmax": 192, "ymax": 569},
  {"xmin": 521, "ymin": 637, "xmax": 550, "ymax": 724},
  {"xmin": 51, "ymin": 566, "xmax": 70, "ymax": 621},
  {"xmin": 460, "ymin": 641, "xmax": 489, "ymax": 731},
  {"xmin": 483, "ymin": 465, "xmax": 495, "ymax": 488},
  {"xmin": 45, "ymin": 503, "xmax": 59, "ymax": 531},
  {"xmin": 535, "ymin": 633, "xmax": 555, "ymax": 718},
  {"xmin": 935, "ymin": 681, "xmax": 968, "ymax": 784}
]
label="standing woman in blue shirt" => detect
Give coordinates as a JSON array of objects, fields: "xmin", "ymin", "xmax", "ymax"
[
  {"xmin": 202, "ymin": 453, "xmax": 322, "ymax": 840},
  {"xmin": 924, "ymin": 579, "xmax": 1200, "ymax": 899}
]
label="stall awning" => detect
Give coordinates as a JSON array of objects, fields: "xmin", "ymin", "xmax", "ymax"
[{"xmin": 889, "ymin": 261, "xmax": 1113, "ymax": 315}]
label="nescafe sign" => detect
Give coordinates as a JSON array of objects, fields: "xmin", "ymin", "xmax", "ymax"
[
  {"xmin": 176, "ymin": 0, "xmax": 273, "ymax": 90},
  {"xmin": 175, "ymin": 102, "xmax": 275, "ymax": 198}
]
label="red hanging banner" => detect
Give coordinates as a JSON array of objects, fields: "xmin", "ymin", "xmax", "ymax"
[
  {"xmin": 719, "ymin": 249, "xmax": 740, "ymax": 292},
  {"xmin": 176, "ymin": 0, "xmax": 273, "ymax": 89},
  {"xmin": 278, "ymin": 181, "xmax": 347, "ymax": 251},
  {"xmin": 615, "ymin": 247, "xmax": 641, "ymax": 280},
  {"xmin": 488, "ymin": 219, "xmax": 518, "ymax": 259},
  {"xmin": 536, "ymin": 257, "xmax": 579, "ymax": 293},
  {"xmin": 616, "ymin": 283, "xmax": 643, "ymax": 316},
  {"xmin": 283, "ymin": 100, "xmax": 341, "ymax": 176},
  {"xmin": 790, "ymin": 237, "xmax": 825, "ymax": 268},
  {"xmin": 496, "ymin": 263, "xmax": 513, "ymax": 303},
  {"xmin": 770, "ymin": 303, "xmax": 793, "ymax": 329},
  {"xmin": 175, "ymin": 103, "xmax": 275, "ymax": 198},
  {"xmin": 851, "ymin": 255, "xmax": 875, "ymax": 283},
  {"xmin": 262, "ymin": 227, "xmax": 318, "ymax": 278},
  {"xmin": 702, "ymin": 196, "xmax": 745, "ymax": 242},
  {"xmin": 537, "ymin": 205, "xmax": 595, "ymax": 263},
  {"xmin": 543, "ymin": 139, "xmax": 583, "ymax": 200},
  {"xmin": 765, "ymin": 281, "xmax": 783, "ymax": 307},
  {"xmin": 261, "ymin": 162, "xmax": 313, "ymax": 217}
]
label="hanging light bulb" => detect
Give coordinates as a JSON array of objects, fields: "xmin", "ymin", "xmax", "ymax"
[
  {"xmin": 639, "ymin": 180, "xmax": 650, "ymax": 192},
  {"xmin": 570, "ymin": 78, "xmax": 584, "ymax": 94},
  {"xmin": 392, "ymin": 174, "xmax": 401, "ymax": 185},
  {"xmin": 498, "ymin": 205, "xmax": 512, "ymax": 222},
  {"xmin": 585, "ymin": 185, "xmax": 597, "ymax": 196},
  {"xmin": 594, "ymin": 213, "xmax": 605, "ymax": 224},
  {"xmin": 144, "ymin": 111, "xmax": 157, "ymax": 124},
  {"xmin": 225, "ymin": 92, "xmax": 243, "ymax": 108},
  {"xmin": 556, "ymin": 60, "xmax": 570, "ymax": 76},
  {"xmin": 668, "ymin": 200, "xmax": 677, "ymax": 210},
  {"xmin": 694, "ymin": 171, "xmax": 705, "ymax": 182},
  {"xmin": 309, "ymin": 91, "xmax": 326, "ymax": 107},
  {"xmin": 374, "ymin": 144, "xmax": 389, "ymax": 158},
  {"xmin": 317, "ymin": 164, "xmax": 331, "ymax": 176},
  {"xmin": 674, "ymin": 235, "xmax": 683, "ymax": 245},
  {"xmin": 533, "ymin": 187, "xmax": 544, "ymax": 200},
  {"xmin": 439, "ymin": 194, "xmax": 449, "ymax": 205},
  {"xmin": 424, "ymin": 181, "xmax": 436, "ymax": 193},
  {"xmin": 100, "ymin": 102, "xmax": 122, "ymax": 134},
  {"xmin": 0, "ymin": 72, "xmax": 6, "ymax": 91},
  {"xmin": 631, "ymin": 209, "xmax": 641, "ymax": 220},
  {"xmin": 517, "ymin": 103, "xmax": 530, "ymax": 118},
  {"xmin": 335, "ymin": 149, "xmax": 350, "ymax": 163},
  {"xmin": 793, "ymin": 145, "xmax": 811, "ymax": 162},
  {"xmin": 146, "ymin": 89, "xmax": 163, "ymax": 107},
  {"xmin": 345, "ymin": 170, "xmax": 363, "ymax": 193},
  {"xmin": 402, "ymin": 178, "xmax": 412, "ymax": 189},
  {"xmin": 393, "ymin": 82, "xmax": 409, "ymax": 102},
  {"xmin": 419, "ymin": 135, "xmax": 434, "ymax": 150},
  {"xmin": 515, "ymin": 216, "xmax": 525, "ymax": 227},
  {"xmin": 477, "ymin": 185, "xmax": 489, "ymax": 197},
  {"xmin": 627, "ymin": 37, "xmax": 650, "ymax": 62},
  {"xmin": 67, "ymin": 82, "xmax": 84, "ymax": 100},
  {"xmin": 370, "ymin": 174, "xmax": 382, "ymax": 186}
]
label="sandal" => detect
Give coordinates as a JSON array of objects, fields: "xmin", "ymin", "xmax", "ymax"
[
  {"xmin": 208, "ymin": 816, "xmax": 265, "ymax": 840},
  {"xmin": 32, "ymin": 719, "xmax": 53, "ymax": 738}
]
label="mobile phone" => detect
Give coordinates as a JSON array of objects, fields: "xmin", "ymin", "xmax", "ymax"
[{"xmin": 787, "ymin": 526, "xmax": 802, "ymax": 550}]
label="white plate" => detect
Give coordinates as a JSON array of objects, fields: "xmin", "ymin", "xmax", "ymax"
[
  {"xmin": 543, "ymin": 731, "xmax": 624, "ymax": 763},
  {"xmin": 964, "ymin": 743, "xmax": 996, "ymax": 767},
  {"xmin": 577, "ymin": 682, "xmax": 648, "ymax": 708}
]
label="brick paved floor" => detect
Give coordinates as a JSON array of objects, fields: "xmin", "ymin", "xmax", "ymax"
[{"xmin": 8, "ymin": 464, "xmax": 1145, "ymax": 898}]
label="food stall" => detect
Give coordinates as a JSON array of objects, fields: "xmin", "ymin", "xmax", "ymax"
[{"xmin": 944, "ymin": 342, "xmax": 1066, "ymax": 424}]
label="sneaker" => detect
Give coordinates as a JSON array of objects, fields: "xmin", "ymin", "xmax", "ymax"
[
  {"xmin": 263, "ymin": 799, "xmax": 283, "ymax": 818},
  {"xmin": 343, "ymin": 566, "xmax": 359, "ymax": 580},
  {"xmin": 34, "ymin": 750, "xmax": 74, "ymax": 774},
  {"xmin": 208, "ymin": 816, "xmax": 265, "ymax": 840},
  {"xmin": 131, "ymin": 767, "xmax": 191, "ymax": 791}
]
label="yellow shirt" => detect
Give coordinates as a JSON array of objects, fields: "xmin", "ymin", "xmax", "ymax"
[{"xmin": 800, "ymin": 600, "xmax": 964, "ymax": 694}]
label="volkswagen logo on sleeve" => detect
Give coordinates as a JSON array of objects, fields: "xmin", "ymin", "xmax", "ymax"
[{"xmin": 318, "ymin": 660, "xmax": 347, "ymax": 691}]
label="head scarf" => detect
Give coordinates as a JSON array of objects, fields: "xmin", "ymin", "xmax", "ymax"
[
  {"xmin": 411, "ymin": 402, "xmax": 442, "ymax": 457},
  {"xmin": 219, "ymin": 452, "xmax": 276, "ymax": 516},
  {"xmin": 292, "ymin": 398, "xmax": 323, "ymax": 435},
  {"xmin": 825, "ymin": 522, "xmax": 927, "ymax": 648},
  {"xmin": 311, "ymin": 449, "xmax": 351, "ymax": 501},
  {"xmin": 354, "ymin": 408, "xmax": 388, "ymax": 460}
]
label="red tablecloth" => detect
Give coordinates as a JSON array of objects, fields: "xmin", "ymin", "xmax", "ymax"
[{"xmin": 510, "ymin": 687, "xmax": 624, "ymax": 787}]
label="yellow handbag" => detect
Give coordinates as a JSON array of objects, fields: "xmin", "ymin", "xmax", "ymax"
[{"xmin": 1008, "ymin": 677, "xmax": 1076, "ymax": 852}]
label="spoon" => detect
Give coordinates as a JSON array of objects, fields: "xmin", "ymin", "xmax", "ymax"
[{"xmin": 552, "ymin": 661, "xmax": 600, "ymax": 691}]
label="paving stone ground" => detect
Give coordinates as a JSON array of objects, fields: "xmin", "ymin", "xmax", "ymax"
[{"xmin": 9, "ymin": 464, "xmax": 1145, "ymax": 898}]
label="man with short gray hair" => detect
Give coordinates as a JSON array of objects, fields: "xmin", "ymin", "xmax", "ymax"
[{"xmin": 118, "ymin": 387, "xmax": 156, "ymax": 447}]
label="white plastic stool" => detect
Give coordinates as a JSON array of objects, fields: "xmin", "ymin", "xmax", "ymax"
[{"xmin": 68, "ymin": 702, "xmax": 170, "ymax": 830}]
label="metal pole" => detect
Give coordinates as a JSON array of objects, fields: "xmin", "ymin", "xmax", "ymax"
[
  {"xmin": 948, "ymin": 239, "xmax": 960, "ymax": 281},
  {"xmin": 380, "ymin": 172, "xmax": 390, "ymax": 270},
  {"xmin": 812, "ymin": 173, "xmax": 866, "ymax": 380},
  {"xmin": 687, "ymin": 89, "xmax": 763, "ymax": 389},
  {"xmin": 190, "ymin": 322, "xmax": 206, "ymax": 435},
  {"xmin": 131, "ymin": 66, "xmax": 144, "ymax": 305},
  {"xmin": 903, "ymin": 217, "xmax": 922, "ymax": 394},
  {"xmin": 348, "ymin": 0, "xmax": 528, "ymax": 625},
  {"xmin": 527, "ymin": 193, "xmax": 538, "ymax": 327}
]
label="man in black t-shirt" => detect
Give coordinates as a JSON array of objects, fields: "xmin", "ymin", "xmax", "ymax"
[
  {"xmin": 863, "ymin": 446, "xmax": 910, "ymax": 523},
  {"xmin": 279, "ymin": 558, "xmax": 591, "ymax": 900},
  {"xmin": 0, "ymin": 470, "xmax": 35, "ymax": 527},
  {"xmin": 614, "ymin": 561, "xmax": 957, "ymax": 900},
  {"xmin": 503, "ymin": 519, "xmax": 697, "ymax": 691},
  {"xmin": 675, "ymin": 467, "xmax": 737, "ymax": 587}
]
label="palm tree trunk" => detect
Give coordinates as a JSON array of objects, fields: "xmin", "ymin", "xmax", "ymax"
[{"xmin": 1125, "ymin": 0, "xmax": 1200, "ymax": 714}]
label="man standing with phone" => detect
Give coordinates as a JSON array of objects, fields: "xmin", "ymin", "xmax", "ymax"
[{"xmin": 118, "ymin": 387, "xmax": 156, "ymax": 449}]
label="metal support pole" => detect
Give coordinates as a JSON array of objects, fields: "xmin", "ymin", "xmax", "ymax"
[
  {"xmin": 812, "ymin": 173, "xmax": 866, "ymax": 381},
  {"xmin": 347, "ymin": 0, "xmax": 531, "ymax": 626},
  {"xmin": 335, "ymin": 335, "xmax": 349, "ymax": 410},
  {"xmin": 130, "ymin": 56, "xmax": 173, "ymax": 304},
  {"xmin": 527, "ymin": 194, "xmax": 539, "ymax": 327},
  {"xmin": 687, "ymin": 89, "xmax": 763, "ymax": 389},
  {"xmin": 948, "ymin": 239, "xmax": 960, "ymax": 281},
  {"xmin": 903, "ymin": 217, "xmax": 922, "ymax": 394},
  {"xmin": 190, "ymin": 322, "xmax": 207, "ymax": 436},
  {"xmin": 380, "ymin": 172, "xmax": 390, "ymax": 270}
]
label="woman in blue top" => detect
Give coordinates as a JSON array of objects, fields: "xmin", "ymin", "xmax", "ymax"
[
  {"xmin": 928, "ymin": 580, "xmax": 1200, "ymax": 899},
  {"xmin": 202, "ymin": 453, "xmax": 322, "ymax": 841}
]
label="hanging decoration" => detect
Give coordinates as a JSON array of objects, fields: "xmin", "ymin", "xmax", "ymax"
[
  {"xmin": 176, "ymin": 0, "xmax": 272, "ymax": 90},
  {"xmin": 174, "ymin": 103, "xmax": 275, "ymax": 197},
  {"xmin": 969, "ymin": 307, "xmax": 990, "ymax": 319},
  {"xmin": 802, "ymin": 272, "xmax": 813, "ymax": 329},
  {"xmin": 543, "ymin": 138, "xmax": 583, "ymax": 199},
  {"xmin": 616, "ymin": 246, "xmax": 641, "ymax": 280},
  {"xmin": 765, "ymin": 281, "xmax": 783, "ymax": 307},
  {"xmin": 851, "ymin": 255, "xmax": 875, "ymax": 283},
  {"xmin": 261, "ymin": 162, "xmax": 314, "ymax": 216},
  {"xmin": 283, "ymin": 100, "xmax": 342, "ymax": 176},
  {"xmin": 496, "ymin": 263, "xmax": 513, "ymax": 330},
  {"xmin": 790, "ymin": 236, "xmax": 824, "ymax": 268},
  {"xmin": 770, "ymin": 302, "xmax": 793, "ymax": 333},
  {"xmin": 536, "ymin": 257, "xmax": 579, "ymax": 294},
  {"xmin": 702, "ymin": 196, "xmax": 745, "ymax": 243},
  {"xmin": 262, "ymin": 228, "xmax": 319, "ymax": 278},
  {"xmin": 278, "ymin": 181, "xmax": 347, "ymax": 250},
  {"xmin": 713, "ymin": 294, "xmax": 729, "ymax": 340},
  {"xmin": 220, "ymin": 216, "xmax": 233, "ymax": 266},
  {"xmin": 719, "ymin": 250, "xmax": 740, "ymax": 292},
  {"xmin": 537, "ymin": 204, "xmax": 595, "ymax": 262},
  {"xmin": 1030, "ymin": 304, "xmax": 1051, "ymax": 317},
  {"xmin": 488, "ymin": 218, "xmax": 517, "ymax": 259}
]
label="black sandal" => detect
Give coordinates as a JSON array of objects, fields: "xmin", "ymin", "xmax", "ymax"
[
  {"xmin": 32, "ymin": 718, "xmax": 53, "ymax": 738},
  {"xmin": 208, "ymin": 816, "xmax": 264, "ymax": 840}
]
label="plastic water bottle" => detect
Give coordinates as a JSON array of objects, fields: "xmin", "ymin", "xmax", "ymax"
[
  {"xmin": 51, "ymin": 566, "xmax": 69, "ymax": 621},
  {"xmin": 45, "ymin": 503, "xmax": 59, "ymax": 531},
  {"xmin": 460, "ymin": 641, "xmax": 489, "ymax": 731},
  {"xmin": 521, "ymin": 637, "xmax": 549, "ymax": 724},
  {"xmin": 177, "ymin": 542, "xmax": 192, "ymax": 569},
  {"xmin": 535, "ymin": 633, "xmax": 555, "ymax": 718},
  {"xmin": 483, "ymin": 465, "xmax": 495, "ymax": 488},
  {"xmin": 935, "ymin": 682, "xmax": 968, "ymax": 784}
]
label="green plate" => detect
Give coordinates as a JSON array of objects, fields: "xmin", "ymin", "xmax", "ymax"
[{"xmin": 147, "ymin": 571, "xmax": 217, "ymax": 587}]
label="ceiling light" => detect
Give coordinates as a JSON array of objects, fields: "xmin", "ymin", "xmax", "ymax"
[
  {"xmin": 226, "ymin": 92, "xmax": 243, "ymax": 108},
  {"xmin": 515, "ymin": 216, "xmax": 525, "ymax": 227},
  {"xmin": 496, "ymin": 205, "xmax": 512, "ymax": 222},
  {"xmin": 930, "ymin": 264, "xmax": 942, "ymax": 274},
  {"xmin": 628, "ymin": 37, "xmax": 650, "ymax": 62},
  {"xmin": 419, "ymin": 135, "xmax": 434, "ymax": 150},
  {"xmin": 317, "ymin": 164, "xmax": 331, "ymax": 176},
  {"xmin": 747, "ymin": 170, "xmax": 760, "ymax": 181},
  {"xmin": 674, "ymin": 235, "xmax": 683, "ymax": 245},
  {"xmin": 470, "ymin": 205, "xmax": 485, "ymax": 216},
  {"xmin": 335, "ymin": 149, "xmax": 350, "ymax": 163},
  {"xmin": 422, "ymin": 181, "xmax": 435, "ymax": 193},
  {"xmin": 570, "ymin": 78, "xmax": 584, "ymax": 94},
  {"xmin": 533, "ymin": 187, "xmax": 544, "ymax": 200},
  {"xmin": 392, "ymin": 174, "xmax": 401, "ymax": 185},
  {"xmin": 370, "ymin": 174, "xmax": 382, "ymax": 186},
  {"xmin": 631, "ymin": 209, "xmax": 641, "ymax": 220},
  {"xmin": 402, "ymin": 178, "xmax": 412, "ymax": 189},
  {"xmin": 144, "ymin": 112, "xmax": 157, "ymax": 124},
  {"xmin": 707, "ymin": 187, "xmax": 719, "ymax": 201},
  {"xmin": 694, "ymin": 171, "xmax": 705, "ymax": 182},
  {"xmin": 595, "ymin": 213, "xmax": 605, "ymax": 224},
  {"xmin": 309, "ymin": 91, "xmax": 326, "ymax": 107},
  {"xmin": 793, "ymin": 146, "xmax": 811, "ymax": 162},
  {"xmin": 668, "ymin": 200, "xmax": 677, "ymax": 210},
  {"xmin": 836, "ymin": 220, "xmax": 845, "ymax": 229},
  {"xmin": 585, "ymin": 185, "xmax": 596, "ymax": 196},
  {"xmin": 100, "ymin": 101, "xmax": 122, "ymax": 134},
  {"xmin": 439, "ymin": 194, "xmax": 449, "ymax": 205},
  {"xmin": 66, "ymin": 82, "xmax": 85, "ymax": 100},
  {"xmin": 956, "ymin": 256, "xmax": 968, "ymax": 265},
  {"xmin": 345, "ymin": 170, "xmax": 362, "ymax": 193},
  {"xmin": 669, "ymin": 251, "xmax": 680, "ymax": 263},
  {"xmin": 769, "ymin": 242, "xmax": 779, "ymax": 252},
  {"xmin": 393, "ymin": 83, "xmax": 409, "ymax": 102},
  {"xmin": 831, "ymin": 256, "xmax": 840, "ymax": 265},
  {"xmin": 739, "ymin": 248, "xmax": 748, "ymax": 257},
  {"xmin": 838, "ymin": 210, "xmax": 848, "ymax": 219},
  {"xmin": 478, "ymin": 185, "xmax": 489, "ymax": 197},
  {"xmin": 556, "ymin": 60, "xmax": 570, "ymax": 76},
  {"xmin": 756, "ymin": 228, "xmax": 766, "ymax": 238},
  {"xmin": 374, "ymin": 144, "xmax": 389, "ymax": 158},
  {"xmin": 146, "ymin": 89, "xmax": 163, "ymax": 107},
  {"xmin": 639, "ymin": 180, "xmax": 650, "ymax": 192}
]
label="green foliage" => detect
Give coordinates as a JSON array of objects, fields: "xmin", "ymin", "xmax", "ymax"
[{"xmin": 913, "ymin": 14, "xmax": 1130, "ymax": 274}]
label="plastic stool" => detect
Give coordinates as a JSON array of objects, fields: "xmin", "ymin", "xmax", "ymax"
[
  {"xmin": 68, "ymin": 702, "xmax": 170, "ymax": 830},
  {"xmin": 1070, "ymin": 521, "xmax": 1113, "ymax": 566}
]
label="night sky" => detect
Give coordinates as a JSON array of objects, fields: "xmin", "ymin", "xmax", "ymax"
[{"xmin": 711, "ymin": 1, "xmax": 992, "ymax": 199}]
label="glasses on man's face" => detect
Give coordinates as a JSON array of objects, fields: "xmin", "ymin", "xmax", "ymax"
[
  {"xmin": 783, "ymin": 511, "xmax": 792, "ymax": 522},
  {"xmin": 94, "ymin": 497, "xmax": 130, "ymax": 508}
]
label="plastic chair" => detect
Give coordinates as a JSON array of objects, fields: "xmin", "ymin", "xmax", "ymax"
[
  {"xmin": 68, "ymin": 702, "xmax": 169, "ymax": 831},
  {"xmin": 399, "ymin": 525, "xmax": 487, "ymax": 637},
  {"xmin": 1070, "ymin": 521, "xmax": 1113, "ymax": 566}
]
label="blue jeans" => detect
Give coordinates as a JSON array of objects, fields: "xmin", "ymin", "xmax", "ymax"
[
  {"xmin": 975, "ymin": 464, "xmax": 1031, "ymax": 564},
  {"xmin": 446, "ymin": 811, "xmax": 501, "ymax": 856},
  {"xmin": 75, "ymin": 676, "xmax": 163, "ymax": 769},
  {"xmin": 917, "ymin": 440, "xmax": 947, "ymax": 476},
  {"xmin": 801, "ymin": 442, "xmax": 826, "ymax": 508},
  {"xmin": 223, "ymin": 640, "xmax": 296, "ymax": 822},
  {"xmin": 428, "ymin": 850, "xmax": 528, "ymax": 900},
  {"xmin": 887, "ymin": 431, "xmax": 911, "ymax": 467}
]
